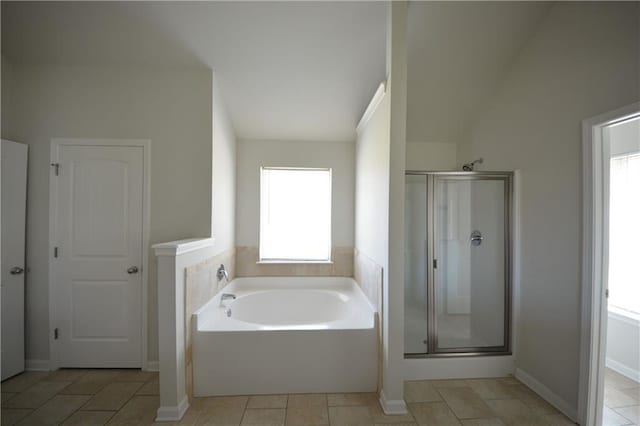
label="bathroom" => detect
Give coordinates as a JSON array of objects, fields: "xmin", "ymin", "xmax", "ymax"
[{"xmin": 1, "ymin": 1, "xmax": 639, "ymax": 425}]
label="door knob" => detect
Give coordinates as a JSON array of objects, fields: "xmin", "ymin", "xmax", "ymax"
[
  {"xmin": 127, "ymin": 266, "xmax": 139, "ymax": 274},
  {"xmin": 10, "ymin": 267, "xmax": 24, "ymax": 275}
]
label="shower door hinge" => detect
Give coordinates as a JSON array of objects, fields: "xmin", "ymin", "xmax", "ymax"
[
  {"xmin": 433, "ymin": 259, "xmax": 438, "ymax": 269},
  {"xmin": 54, "ymin": 328, "xmax": 59, "ymax": 340},
  {"xmin": 50, "ymin": 163, "xmax": 60, "ymax": 176}
]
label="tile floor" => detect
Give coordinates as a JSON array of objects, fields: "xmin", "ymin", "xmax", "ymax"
[
  {"xmin": 603, "ymin": 368, "xmax": 640, "ymax": 426},
  {"xmin": 1, "ymin": 369, "xmax": 578, "ymax": 425}
]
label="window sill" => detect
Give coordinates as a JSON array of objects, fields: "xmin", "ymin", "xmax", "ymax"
[
  {"xmin": 257, "ymin": 260, "xmax": 334, "ymax": 265},
  {"xmin": 608, "ymin": 306, "xmax": 640, "ymax": 325}
]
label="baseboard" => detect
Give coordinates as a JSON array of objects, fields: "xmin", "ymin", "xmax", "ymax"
[
  {"xmin": 606, "ymin": 358, "xmax": 640, "ymax": 382},
  {"xmin": 514, "ymin": 368, "xmax": 577, "ymax": 422},
  {"xmin": 25, "ymin": 359, "xmax": 50, "ymax": 371},
  {"xmin": 144, "ymin": 360, "xmax": 159, "ymax": 372},
  {"xmin": 379, "ymin": 389, "xmax": 408, "ymax": 415},
  {"xmin": 155, "ymin": 396, "xmax": 189, "ymax": 422}
]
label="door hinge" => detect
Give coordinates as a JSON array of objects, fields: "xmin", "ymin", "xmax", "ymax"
[
  {"xmin": 54, "ymin": 247, "xmax": 59, "ymax": 258},
  {"xmin": 54, "ymin": 328, "xmax": 59, "ymax": 340},
  {"xmin": 50, "ymin": 163, "xmax": 60, "ymax": 176},
  {"xmin": 433, "ymin": 259, "xmax": 438, "ymax": 269},
  {"xmin": 605, "ymin": 288, "xmax": 609, "ymax": 299}
]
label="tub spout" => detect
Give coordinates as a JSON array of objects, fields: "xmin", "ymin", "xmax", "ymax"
[{"xmin": 220, "ymin": 293, "xmax": 236, "ymax": 308}]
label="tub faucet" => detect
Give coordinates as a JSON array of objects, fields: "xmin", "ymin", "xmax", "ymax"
[
  {"xmin": 220, "ymin": 293, "xmax": 236, "ymax": 308},
  {"xmin": 217, "ymin": 264, "xmax": 229, "ymax": 282}
]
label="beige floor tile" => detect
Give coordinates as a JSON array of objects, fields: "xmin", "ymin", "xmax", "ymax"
[
  {"xmin": 437, "ymin": 388, "xmax": 493, "ymax": 420},
  {"xmin": 196, "ymin": 405, "xmax": 247, "ymax": 426},
  {"xmin": 247, "ymin": 395, "xmax": 288, "ymax": 409},
  {"xmin": 613, "ymin": 406, "xmax": 640, "ymax": 424},
  {"xmin": 241, "ymin": 408, "xmax": 286, "ymax": 425},
  {"xmin": 16, "ymin": 394, "xmax": 90, "ymax": 426},
  {"xmin": 114, "ymin": 370, "xmax": 158, "ymax": 383},
  {"xmin": 367, "ymin": 401, "xmax": 415, "ymax": 424},
  {"xmin": 107, "ymin": 395, "xmax": 159, "ymax": 425},
  {"xmin": 621, "ymin": 388, "xmax": 640, "ymax": 404},
  {"xmin": 136, "ymin": 379, "xmax": 160, "ymax": 396},
  {"xmin": 603, "ymin": 406, "xmax": 634, "ymax": 426},
  {"xmin": 328, "ymin": 406, "xmax": 372, "ymax": 425},
  {"xmin": 327, "ymin": 393, "xmax": 376, "ymax": 407},
  {"xmin": 190, "ymin": 396, "xmax": 248, "ymax": 412},
  {"xmin": 62, "ymin": 410, "xmax": 116, "ymax": 425},
  {"xmin": 285, "ymin": 406, "xmax": 329, "ymax": 425},
  {"xmin": 374, "ymin": 424, "xmax": 417, "ymax": 426},
  {"xmin": 408, "ymin": 402, "xmax": 461, "ymax": 425},
  {"xmin": 45, "ymin": 369, "xmax": 88, "ymax": 382},
  {"xmin": 466, "ymin": 380, "xmax": 516, "ymax": 400},
  {"xmin": 1, "ymin": 408, "xmax": 32, "ymax": 426},
  {"xmin": 404, "ymin": 381, "xmax": 442, "ymax": 403},
  {"xmin": 606, "ymin": 370, "xmax": 640, "ymax": 391},
  {"xmin": 540, "ymin": 413, "xmax": 576, "ymax": 425},
  {"xmin": 485, "ymin": 399, "xmax": 548, "ymax": 426},
  {"xmin": 429, "ymin": 380, "xmax": 470, "ymax": 389},
  {"xmin": 460, "ymin": 419, "xmax": 506, "ymax": 426},
  {"xmin": 3, "ymin": 380, "xmax": 71, "ymax": 408},
  {"xmin": 606, "ymin": 387, "xmax": 639, "ymax": 408},
  {"xmin": 60, "ymin": 370, "xmax": 120, "ymax": 395},
  {"xmin": 2, "ymin": 392, "xmax": 17, "ymax": 403},
  {"xmin": 507, "ymin": 385, "xmax": 558, "ymax": 416},
  {"xmin": 82, "ymin": 382, "xmax": 144, "ymax": 411},
  {"xmin": 1, "ymin": 372, "xmax": 49, "ymax": 393},
  {"xmin": 498, "ymin": 377, "xmax": 520, "ymax": 386},
  {"xmin": 287, "ymin": 394, "xmax": 327, "ymax": 408}
]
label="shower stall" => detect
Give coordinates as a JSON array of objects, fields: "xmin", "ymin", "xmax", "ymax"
[{"xmin": 404, "ymin": 171, "xmax": 513, "ymax": 357}]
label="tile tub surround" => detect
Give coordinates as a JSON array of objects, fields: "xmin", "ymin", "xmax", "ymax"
[
  {"xmin": 184, "ymin": 247, "xmax": 235, "ymax": 401},
  {"xmin": 235, "ymin": 246, "xmax": 354, "ymax": 277},
  {"xmin": 1, "ymin": 371, "xmax": 576, "ymax": 425},
  {"xmin": 354, "ymin": 248, "xmax": 384, "ymax": 393}
]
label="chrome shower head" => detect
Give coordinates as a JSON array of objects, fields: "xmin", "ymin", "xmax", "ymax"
[{"xmin": 462, "ymin": 158, "xmax": 483, "ymax": 171}]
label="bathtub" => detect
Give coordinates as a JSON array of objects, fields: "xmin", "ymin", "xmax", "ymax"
[{"xmin": 192, "ymin": 276, "xmax": 378, "ymax": 396}]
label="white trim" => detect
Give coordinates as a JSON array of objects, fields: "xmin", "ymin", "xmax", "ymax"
[
  {"xmin": 25, "ymin": 359, "xmax": 51, "ymax": 372},
  {"xmin": 48, "ymin": 138, "xmax": 151, "ymax": 371},
  {"xmin": 378, "ymin": 389, "xmax": 408, "ymax": 415},
  {"xmin": 515, "ymin": 368, "xmax": 577, "ymax": 422},
  {"xmin": 144, "ymin": 360, "xmax": 160, "ymax": 372},
  {"xmin": 152, "ymin": 238, "xmax": 216, "ymax": 257},
  {"xmin": 608, "ymin": 307, "xmax": 640, "ymax": 325},
  {"xmin": 356, "ymin": 82, "xmax": 387, "ymax": 133},
  {"xmin": 156, "ymin": 396, "xmax": 189, "ymax": 422},
  {"xmin": 579, "ymin": 102, "xmax": 640, "ymax": 426},
  {"xmin": 606, "ymin": 358, "xmax": 640, "ymax": 383}
]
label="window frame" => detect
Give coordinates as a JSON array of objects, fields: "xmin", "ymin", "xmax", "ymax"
[{"xmin": 258, "ymin": 166, "xmax": 333, "ymax": 263}]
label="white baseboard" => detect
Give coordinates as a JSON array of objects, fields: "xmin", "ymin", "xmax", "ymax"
[
  {"xmin": 144, "ymin": 360, "xmax": 159, "ymax": 372},
  {"xmin": 379, "ymin": 389, "xmax": 408, "ymax": 415},
  {"xmin": 156, "ymin": 396, "xmax": 189, "ymax": 422},
  {"xmin": 606, "ymin": 358, "xmax": 640, "ymax": 382},
  {"xmin": 515, "ymin": 368, "xmax": 577, "ymax": 422},
  {"xmin": 25, "ymin": 359, "xmax": 50, "ymax": 371}
]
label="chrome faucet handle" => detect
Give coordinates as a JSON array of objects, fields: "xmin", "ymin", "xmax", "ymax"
[
  {"xmin": 217, "ymin": 264, "xmax": 230, "ymax": 282},
  {"xmin": 220, "ymin": 293, "xmax": 236, "ymax": 307}
]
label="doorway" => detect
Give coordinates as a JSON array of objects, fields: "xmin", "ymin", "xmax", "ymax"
[
  {"xmin": 49, "ymin": 139, "xmax": 150, "ymax": 369},
  {"xmin": 404, "ymin": 171, "xmax": 513, "ymax": 357},
  {"xmin": 579, "ymin": 104, "xmax": 640, "ymax": 426}
]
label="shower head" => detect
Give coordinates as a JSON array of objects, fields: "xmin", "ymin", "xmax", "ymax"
[{"xmin": 462, "ymin": 158, "xmax": 483, "ymax": 171}]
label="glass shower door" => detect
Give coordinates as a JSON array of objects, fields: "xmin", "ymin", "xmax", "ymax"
[{"xmin": 432, "ymin": 176, "xmax": 509, "ymax": 353}]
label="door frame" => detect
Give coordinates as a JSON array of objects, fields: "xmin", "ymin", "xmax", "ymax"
[
  {"xmin": 48, "ymin": 138, "xmax": 151, "ymax": 370},
  {"xmin": 578, "ymin": 102, "xmax": 640, "ymax": 426}
]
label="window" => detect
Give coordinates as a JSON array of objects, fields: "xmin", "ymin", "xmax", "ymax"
[
  {"xmin": 260, "ymin": 167, "xmax": 332, "ymax": 262},
  {"xmin": 608, "ymin": 152, "xmax": 640, "ymax": 315}
]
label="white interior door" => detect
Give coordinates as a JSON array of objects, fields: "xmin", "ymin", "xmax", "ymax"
[
  {"xmin": 1, "ymin": 140, "xmax": 28, "ymax": 381},
  {"xmin": 51, "ymin": 142, "xmax": 145, "ymax": 368}
]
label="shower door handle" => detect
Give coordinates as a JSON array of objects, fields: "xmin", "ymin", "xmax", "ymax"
[{"xmin": 470, "ymin": 230, "xmax": 483, "ymax": 246}]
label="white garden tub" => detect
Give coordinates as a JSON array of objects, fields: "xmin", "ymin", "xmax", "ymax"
[{"xmin": 192, "ymin": 276, "xmax": 377, "ymax": 396}]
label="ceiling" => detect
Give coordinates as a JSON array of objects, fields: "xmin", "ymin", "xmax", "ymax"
[
  {"xmin": 2, "ymin": 1, "xmax": 552, "ymax": 144},
  {"xmin": 406, "ymin": 1, "xmax": 552, "ymax": 143}
]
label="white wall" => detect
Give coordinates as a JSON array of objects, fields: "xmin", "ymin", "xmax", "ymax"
[
  {"xmin": 1, "ymin": 62, "xmax": 215, "ymax": 364},
  {"xmin": 606, "ymin": 312, "xmax": 640, "ymax": 382},
  {"xmin": 607, "ymin": 117, "xmax": 640, "ymax": 157},
  {"xmin": 405, "ymin": 142, "xmax": 457, "ymax": 171},
  {"xmin": 461, "ymin": 2, "xmax": 639, "ymax": 413},
  {"xmin": 235, "ymin": 139, "xmax": 355, "ymax": 249},
  {"xmin": 211, "ymin": 73, "xmax": 236, "ymax": 255}
]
